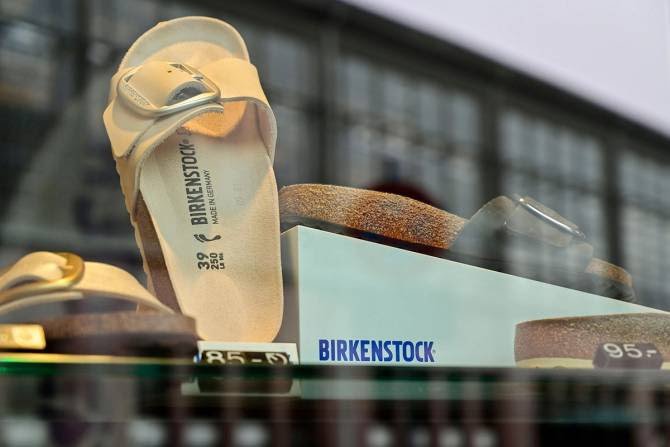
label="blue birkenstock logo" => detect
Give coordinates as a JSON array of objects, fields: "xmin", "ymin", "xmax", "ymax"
[{"xmin": 318, "ymin": 339, "xmax": 435, "ymax": 363}]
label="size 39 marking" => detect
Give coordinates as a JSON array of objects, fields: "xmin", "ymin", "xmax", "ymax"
[{"xmin": 196, "ymin": 252, "xmax": 225, "ymax": 270}]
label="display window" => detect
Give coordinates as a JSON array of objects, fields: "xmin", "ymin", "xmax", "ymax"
[{"xmin": 0, "ymin": 0, "xmax": 668, "ymax": 444}]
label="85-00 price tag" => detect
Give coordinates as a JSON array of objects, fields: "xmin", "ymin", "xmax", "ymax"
[
  {"xmin": 191, "ymin": 342, "xmax": 299, "ymax": 395},
  {"xmin": 200, "ymin": 350, "xmax": 290, "ymax": 365},
  {"xmin": 195, "ymin": 341, "xmax": 298, "ymax": 365},
  {"xmin": 593, "ymin": 342, "xmax": 664, "ymax": 369}
]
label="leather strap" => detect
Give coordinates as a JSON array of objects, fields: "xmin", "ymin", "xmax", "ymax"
[
  {"xmin": 0, "ymin": 252, "xmax": 172, "ymax": 319},
  {"xmin": 452, "ymin": 196, "xmax": 594, "ymax": 270},
  {"xmin": 450, "ymin": 196, "xmax": 635, "ymax": 301},
  {"xmin": 103, "ymin": 57, "xmax": 277, "ymax": 214}
]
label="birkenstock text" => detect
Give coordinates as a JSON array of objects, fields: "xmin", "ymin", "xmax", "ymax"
[{"xmin": 179, "ymin": 139, "xmax": 218, "ymax": 226}]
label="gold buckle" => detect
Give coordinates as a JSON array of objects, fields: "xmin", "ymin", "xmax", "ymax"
[
  {"xmin": 0, "ymin": 252, "xmax": 85, "ymax": 306},
  {"xmin": 0, "ymin": 325, "xmax": 46, "ymax": 350}
]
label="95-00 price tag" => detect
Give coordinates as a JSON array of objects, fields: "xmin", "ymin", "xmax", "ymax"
[{"xmin": 592, "ymin": 342, "xmax": 664, "ymax": 369}]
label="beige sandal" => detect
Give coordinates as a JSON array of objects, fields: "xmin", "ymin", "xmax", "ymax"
[
  {"xmin": 0, "ymin": 252, "xmax": 197, "ymax": 356},
  {"xmin": 103, "ymin": 17, "xmax": 283, "ymax": 341}
]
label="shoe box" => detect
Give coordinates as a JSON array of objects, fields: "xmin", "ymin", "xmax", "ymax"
[{"xmin": 275, "ymin": 225, "xmax": 661, "ymax": 367}]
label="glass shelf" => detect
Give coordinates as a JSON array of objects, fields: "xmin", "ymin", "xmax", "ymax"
[{"xmin": 0, "ymin": 355, "xmax": 667, "ymax": 444}]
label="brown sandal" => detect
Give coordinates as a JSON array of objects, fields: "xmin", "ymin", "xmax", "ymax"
[{"xmin": 279, "ymin": 184, "xmax": 634, "ymax": 302}]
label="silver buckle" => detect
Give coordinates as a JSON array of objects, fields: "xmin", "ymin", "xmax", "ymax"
[
  {"xmin": 117, "ymin": 63, "xmax": 220, "ymax": 118},
  {"xmin": 512, "ymin": 195, "xmax": 586, "ymax": 241}
]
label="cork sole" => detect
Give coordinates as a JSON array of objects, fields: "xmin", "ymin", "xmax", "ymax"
[
  {"xmin": 279, "ymin": 184, "xmax": 633, "ymax": 289},
  {"xmin": 37, "ymin": 311, "xmax": 198, "ymax": 357},
  {"xmin": 515, "ymin": 313, "xmax": 670, "ymax": 367},
  {"xmin": 516, "ymin": 357, "xmax": 670, "ymax": 369}
]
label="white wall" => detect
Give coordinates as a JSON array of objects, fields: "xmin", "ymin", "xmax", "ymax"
[{"xmin": 344, "ymin": 0, "xmax": 670, "ymax": 138}]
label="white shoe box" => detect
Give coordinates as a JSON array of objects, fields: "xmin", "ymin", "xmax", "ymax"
[{"xmin": 275, "ymin": 225, "xmax": 661, "ymax": 367}]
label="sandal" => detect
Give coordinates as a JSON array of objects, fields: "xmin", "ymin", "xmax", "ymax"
[
  {"xmin": 279, "ymin": 184, "xmax": 634, "ymax": 301},
  {"xmin": 0, "ymin": 252, "xmax": 197, "ymax": 356},
  {"xmin": 515, "ymin": 313, "xmax": 670, "ymax": 369},
  {"xmin": 103, "ymin": 17, "xmax": 282, "ymax": 341}
]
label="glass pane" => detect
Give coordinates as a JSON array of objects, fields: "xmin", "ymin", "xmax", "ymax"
[{"xmin": 1, "ymin": 3, "xmax": 670, "ymax": 439}]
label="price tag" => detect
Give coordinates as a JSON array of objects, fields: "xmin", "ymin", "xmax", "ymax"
[
  {"xmin": 185, "ymin": 342, "xmax": 300, "ymax": 395},
  {"xmin": 199, "ymin": 350, "xmax": 290, "ymax": 365},
  {"xmin": 195, "ymin": 341, "xmax": 298, "ymax": 365},
  {"xmin": 593, "ymin": 342, "xmax": 663, "ymax": 369}
]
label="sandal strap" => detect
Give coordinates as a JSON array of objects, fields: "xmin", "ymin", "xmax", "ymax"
[
  {"xmin": 450, "ymin": 195, "xmax": 635, "ymax": 301},
  {"xmin": 452, "ymin": 195, "xmax": 593, "ymax": 266},
  {"xmin": 103, "ymin": 57, "xmax": 276, "ymax": 213},
  {"xmin": 0, "ymin": 252, "xmax": 172, "ymax": 317}
]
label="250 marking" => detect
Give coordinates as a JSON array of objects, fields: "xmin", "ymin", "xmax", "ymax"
[{"xmin": 196, "ymin": 252, "xmax": 225, "ymax": 270}]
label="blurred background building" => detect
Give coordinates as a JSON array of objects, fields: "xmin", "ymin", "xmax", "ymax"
[{"xmin": 0, "ymin": 0, "xmax": 669, "ymax": 309}]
